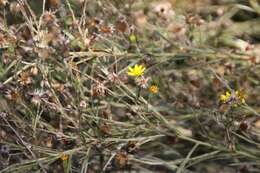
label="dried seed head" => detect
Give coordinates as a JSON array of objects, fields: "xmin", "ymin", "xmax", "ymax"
[
  {"xmin": 52, "ymin": 82, "xmax": 65, "ymax": 92},
  {"xmin": 89, "ymin": 18, "xmax": 102, "ymax": 27},
  {"xmin": 42, "ymin": 11, "xmax": 57, "ymax": 26},
  {"xmin": 216, "ymin": 7, "xmax": 225, "ymax": 16},
  {"xmin": 18, "ymin": 71, "xmax": 32, "ymax": 86},
  {"xmin": 108, "ymin": 72, "xmax": 120, "ymax": 84},
  {"xmin": 239, "ymin": 120, "xmax": 249, "ymax": 131},
  {"xmin": 99, "ymin": 24, "xmax": 114, "ymax": 35},
  {"xmin": 2, "ymin": 52, "xmax": 11, "ymax": 64},
  {"xmin": 126, "ymin": 141, "xmax": 138, "ymax": 153},
  {"xmin": 115, "ymin": 17, "xmax": 128, "ymax": 33},
  {"xmin": 135, "ymin": 76, "xmax": 150, "ymax": 89},
  {"xmin": 5, "ymin": 89, "xmax": 20, "ymax": 102},
  {"xmin": 83, "ymin": 37, "xmax": 91, "ymax": 48},
  {"xmin": 151, "ymin": 1, "xmax": 174, "ymax": 19},
  {"xmin": 114, "ymin": 151, "xmax": 128, "ymax": 168},
  {"xmin": 79, "ymin": 100, "xmax": 87, "ymax": 109},
  {"xmin": 102, "ymin": 108, "xmax": 111, "ymax": 120},
  {"xmin": 186, "ymin": 14, "xmax": 205, "ymax": 26},
  {"xmin": 9, "ymin": 2, "xmax": 21, "ymax": 15},
  {"xmin": 30, "ymin": 66, "xmax": 39, "ymax": 76},
  {"xmin": 0, "ymin": 112, "xmax": 7, "ymax": 118},
  {"xmin": 29, "ymin": 90, "xmax": 45, "ymax": 105},
  {"xmin": 46, "ymin": 136, "xmax": 53, "ymax": 148},
  {"xmin": 92, "ymin": 82, "xmax": 106, "ymax": 97},
  {"xmin": 31, "ymin": 95, "xmax": 41, "ymax": 105},
  {"xmin": 100, "ymin": 123, "xmax": 111, "ymax": 136}
]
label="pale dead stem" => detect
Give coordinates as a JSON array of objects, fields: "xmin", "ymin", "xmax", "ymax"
[
  {"xmin": 79, "ymin": 0, "xmax": 88, "ymax": 28},
  {"xmin": 18, "ymin": 0, "xmax": 38, "ymax": 36},
  {"xmin": 249, "ymin": 0, "xmax": 260, "ymax": 15},
  {"xmin": 64, "ymin": 0, "xmax": 89, "ymax": 41}
]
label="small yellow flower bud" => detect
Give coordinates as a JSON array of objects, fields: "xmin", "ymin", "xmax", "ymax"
[
  {"xmin": 149, "ymin": 85, "xmax": 159, "ymax": 94},
  {"xmin": 129, "ymin": 34, "xmax": 137, "ymax": 43},
  {"xmin": 60, "ymin": 154, "xmax": 69, "ymax": 161}
]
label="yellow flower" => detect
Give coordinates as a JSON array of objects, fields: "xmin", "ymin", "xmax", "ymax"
[
  {"xmin": 235, "ymin": 90, "xmax": 246, "ymax": 104},
  {"xmin": 60, "ymin": 154, "xmax": 69, "ymax": 161},
  {"xmin": 219, "ymin": 90, "xmax": 246, "ymax": 104},
  {"xmin": 127, "ymin": 64, "xmax": 145, "ymax": 77},
  {"xmin": 220, "ymin": 91, "xmax": 231, "ymax": 103},
  {"xmin": 129, "ymin": 34, "xmax": 137, "ymax": 43},
  {"xmin": 149, "ymin": 85, "xmax": 159, "ymax": 94}
]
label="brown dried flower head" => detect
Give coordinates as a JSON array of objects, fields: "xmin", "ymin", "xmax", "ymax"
[
  {"xmin": 5, "ymin": 89, "xmax": 21, "ymax": 102},
  {"xmin": 18, "ymin": 71, "xmax": 32, "ymax": 86},
  {"xmin": 42, "ymin": 11, "xmax": 57, "ymax": 26},
  {"xmin": 92, "ymin": 81, "xmax": 106, "ymax": 97},
  {"xmin": 99, "ymin": 24, "xmax": 115, "ymax": 35},
  {"xmin": 114, "ymin": 151, "xmax": 128, "ymax": 168},
  {"xmin": 115, "ymin": 17, "xmax": 128, "ymax": 33},
  {"xmin": 100, "ymin": 123, "xmax": 111, "ymax": 136}
]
